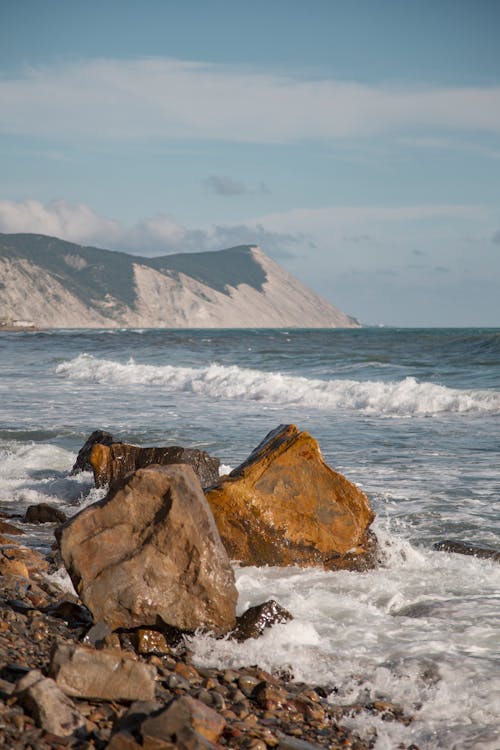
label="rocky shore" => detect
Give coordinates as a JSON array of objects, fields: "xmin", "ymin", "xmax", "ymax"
[{"xmin": 0, "ymin": 426, "xmax": 419, "ymax": 750}]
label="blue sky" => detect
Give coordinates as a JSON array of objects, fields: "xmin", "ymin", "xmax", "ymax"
[{"xmin": 1, "ymin": 0, "xmax": 499, "ymax": 325}]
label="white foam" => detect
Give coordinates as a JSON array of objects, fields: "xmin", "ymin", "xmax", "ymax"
[
  {"xmin": 55, "ymin": 354, "xmax": 500, "ymax": 417},
  {"xmin": 189, "ymin": 531, "xmax": 500, "ymax": 749}
]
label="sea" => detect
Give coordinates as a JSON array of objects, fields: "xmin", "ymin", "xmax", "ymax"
[{"xmin": 0, "ymin": 327, "xmax": 499, "ymax": 749}]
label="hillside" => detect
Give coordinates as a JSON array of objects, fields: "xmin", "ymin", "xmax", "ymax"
[{"xmin": 0, "ymin": 233, "xmax": 359, "ymax": 329}]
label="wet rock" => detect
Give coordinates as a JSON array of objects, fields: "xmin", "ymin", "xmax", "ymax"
[
  {"xmin": 89, "ymin": 441, "xmax": 220, "ymax": 490},
  {"xmin": 71, "ymin": 429, "xmax": 116, "ymax": 474},
  {"xmin": 0, "ymin": 520, "xmax": 24, "ymax": 535},
  {"xmin": 50, "ymin": 641, "xmax": 157, "ymax": 701},
  {"xmin": 276, "ymin": 734, "xmax": 325, "ymax": 750},
  {"xmin": 57, "ymin": 464, "xmax": 237, "ymax": 634},
  {"xmin": 15, "ymin": 669, "xmax": 85, "ymax": 737},
  {"xmin": 433, "ymin": 539, "xmax": 500, "ymax": 561},
  {"xmin": 0, "ymin": 550, "xmax": 29, "ymax": 578},
  {"xmin": 206, "ymin": 424, "xmax": 376, "ymax": 571},
  {"xmin": 134, "ymin": 628, "xmax": 171, "ymax": 656},
  {"xmin": 231, "ymin": 600, "xmax": 293, "ymax": 642},
  {"xmin": 141, "ymin": 695, "xmax": 225, "ymax": 745},
  {"xmin": 23, "ymin": 503, "xmax": 67, "ymax": 524}
]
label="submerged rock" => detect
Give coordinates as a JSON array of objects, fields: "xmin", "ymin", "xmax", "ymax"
[
  {"xmin": 89, "ymin": 441, "xmax": 220, "ymax": 490},
  {"xmin": 206, "ymin": 424, "xmax": 376, "ymax": 571},
  {"xmin": 433, "ymin": 539, "xmax": 500, "ymax": 561},
  {"xmin": 57, "ymin": 464, "xmax": 237, "ymax": 634}
]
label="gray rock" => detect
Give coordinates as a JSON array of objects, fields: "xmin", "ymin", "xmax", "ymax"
[
  {"xmin": 57, "ymin": 464, "xmax": 237, "ymax": 634},
  {"xmin": 50, "ymin": 642, "xmax": 157, "ymax": 701},
  {"xmin": 15, "ymin": 669, "xmax": 85, "ymax": 737}
]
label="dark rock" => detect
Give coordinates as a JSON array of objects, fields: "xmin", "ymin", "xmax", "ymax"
[
  {"xmin": 15, "ymin": 669, "xmax": 85, "ymax": 737},
  {"xmin": 433, "ymin": 539, "xmax": 500, "ymax": 561},
  {"xmin": 23, "ymin": 503, "xmax": 67, "ymax": 524},
  {"xmin": 71, "ymin": 429, "xmax": 116, "ymax": 474},
  {"xmin": 231, "ymin": 600, "xmax": 293, "ymax": 642},
  {"xmin": 276, "ymin": 734, "xmax": 325, "ymax": 750},
  {"xmin": 43, "ymin": 600, "xmax": 93, "ymax": 628},
  {"xmin": 50, "ymin": 641, "xmax": 157, "ymax": 702},
  {"xmin": 89, "ymin": 441, "xmax": 220, "ymax": 490},
  {"xmin": 206, "ymin": 424, "xmax": 376, "ymax": 571},
  {"xmin": 57, "ymin": 464, "xmax": 237, "ymax": 634}
]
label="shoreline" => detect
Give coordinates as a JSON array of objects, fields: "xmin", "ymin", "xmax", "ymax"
[{"xmin": 0, "ymin": 517, "xmax": 418, "ymax": 750}]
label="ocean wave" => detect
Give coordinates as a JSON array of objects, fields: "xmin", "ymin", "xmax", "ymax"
[{"xmin": 55, "ymin": 354, "xmax": 500, "ymax": 417}]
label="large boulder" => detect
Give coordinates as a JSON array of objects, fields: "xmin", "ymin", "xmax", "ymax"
[
  {"xmin": 205, "ymin": 424, "xmax": 376, "ymax": 571},
  {"xmin": 89, "ymin": 441, "xmax": 220, "ymax": 490},
  {"xmin": 56, "ymin": 464, "xmax": 237, "ymax": 634},
  {"xmin": 71, "ymin": 429, "xmax": 116, "ymax": 474}
]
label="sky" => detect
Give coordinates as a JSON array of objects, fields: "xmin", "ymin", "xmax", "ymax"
[{"xmin": 0, "ymin": 0, "xmax": 499, "ymax": 326}]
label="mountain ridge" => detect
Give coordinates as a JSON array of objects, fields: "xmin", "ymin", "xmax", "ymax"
[{"xmin": 0, "ymin": 232, "xmax": 359, "ymax": 329}]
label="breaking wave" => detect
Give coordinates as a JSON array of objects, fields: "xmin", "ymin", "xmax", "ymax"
[{"xmin": 55, "ymin": 354, "xmax": 500, "ymax": 417}]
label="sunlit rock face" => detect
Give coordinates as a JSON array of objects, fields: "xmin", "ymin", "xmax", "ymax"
[{"xmin": 206, "ymin": 424, "xmax": 377, "ymax": 571}]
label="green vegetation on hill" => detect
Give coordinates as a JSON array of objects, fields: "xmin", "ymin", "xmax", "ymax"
[{"xmin": 0, "ymin": 234, "xmax": 267, "ymax": 311}]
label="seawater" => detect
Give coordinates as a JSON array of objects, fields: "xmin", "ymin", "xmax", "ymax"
[{"xmin": 0, "ymin": 327, "xmax": 499, "ymax": 749}]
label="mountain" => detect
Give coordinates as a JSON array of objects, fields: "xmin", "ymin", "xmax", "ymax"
[{"xmin": 0, "ymin": 233, "xmax": 359, "ymax": 329}]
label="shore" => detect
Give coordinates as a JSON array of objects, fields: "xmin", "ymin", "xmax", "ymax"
[{"xmin": 0, "ymin": 517, "xmax": 419, "ymax": 750}]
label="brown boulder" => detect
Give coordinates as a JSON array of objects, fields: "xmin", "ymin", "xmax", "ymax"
[
  {"xmin": 206, "ymin": 424, "xmax": 376, "ymax": 571},
  {"xmin": 90, "ymin": 442, "xmax": 220, "ymax": 490},
  {"xmin": 57, "ymin": 464, "xmax": 237, "ymax": 634},
  {"xmin": 231, "ymin": 600, "xmax": 293, "ymax": 642},
  {"xmin": 24, "ymin": 503, "xmax": 67, "ymax": 524}
]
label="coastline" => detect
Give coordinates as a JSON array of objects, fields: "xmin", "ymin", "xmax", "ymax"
[{"xmin": 0, "ymin": 521, "xmax": 417, "ymax": 750}]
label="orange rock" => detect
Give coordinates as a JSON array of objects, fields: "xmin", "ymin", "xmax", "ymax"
[{"xmin": 206, "ymin": 424, "xmax": 376, "ymax": 571}]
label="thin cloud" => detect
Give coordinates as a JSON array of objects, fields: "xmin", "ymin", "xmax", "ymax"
[
  {"xmin": 204, "ymin": 175, "xmax": 246, "ymax": 196},
  {"xmin": 493, "ymin": 230, "xmax": 500, "ymax": 245},
  {"xmin": 0, "ymin": 58, "xmax": 500, "ymax": 143}
]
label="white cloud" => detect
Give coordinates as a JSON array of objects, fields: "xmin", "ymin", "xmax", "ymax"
[
  {"xmin": 1, "ymin": 58, "xmax": 500, "ymax": 142},
  {"xmin": 0, "ymin": 198, "xmax": 302, "ymax": 256}
]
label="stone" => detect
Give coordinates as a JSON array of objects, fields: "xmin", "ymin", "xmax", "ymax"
[
  {"xmin": 43, "ymin": 600, "xmax": 93, "ymax": 627},
  {"xmin": 231, "ymin": 600, "xmax": 293, "ymax": 642},
  {"xmin": 206, "ymin": 424, "xmax": 376, "ymax": 571},
  {"xmin": 141, "ymin": 695, "xmax": 225, "ymax": 745},
  {"xmin": 15, "ymin": 669, "xmax": 85, "ymax": 737},
  {"xmin": 135, "ymin": 629, "xmax": 171, "ymax": 656},
  {"xmin": 71, "ymin": 429, "xmax": 116, "ymax": 474},
  {"xmin": 89, "ymin": 442, "xmax": 221, "ymax": 490},
  {"xmin": 433, "ymin": 539, "xmax": 500, "ymax": 561},
  {"xmin": 57, "ymin": 464, "xmax": 237, "ymax": 634},
  {"xmin": 0, "ymin": 551, "xmax": 29, "ymax": 578},
  {"xmin": 0, "ymin": 520, "xmax": 24, "ymax": 535},
  {"xmin": 82, "ymin": 621, "xmax": 112, "ymax": 648},
  {"xmin": 23, "ymin": 503, "xmax": 67, "ymax": 524},
  {"xmin": 50, "ymin": 642, "xmax": 157, "ymax": 702}
]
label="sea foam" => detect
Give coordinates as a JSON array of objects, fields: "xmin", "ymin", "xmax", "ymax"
[{"xmin": 55, "ymin": 354, "xmax": 500, "ymax": 417}]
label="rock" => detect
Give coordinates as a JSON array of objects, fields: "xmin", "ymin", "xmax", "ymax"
[
  {"xmin": 23, "ymin": 503, "xmax": 67, "ymax": 524},
  {"xmin": 206, "ymin": 424, "xmax": 376, "ymax": 571},
  {"xmin": 276, "ymin": 735, "xmax": 325, "ymax": 750},
  {"xmin": 0, "ymin": 550, "xmax": 29, "ymax": 578},
  {"xmin": 82, "ymin": 621, "xmax": 112, "ymax": 648},
  {"xmin": 50, "ymin": 642, "xmax": 157, "ymax": 701},
  {"xmin": 135, "ymin": 629, "xmax": 171, "ymax": 656},
  {"xmin": 43, "ymin": 600, "xmax": 93, "ymax": 627},
  {"xmin": 231, "ymin": 600, "xmax": 293, "ymax": 642},
  {"xmin": 0, "ymin": 543, "xmax": 49, "ymax": 579},
  {"xmin": 57, "ymin": 464, "xmax": 237, "ymax": 634},
  {"xmin": 15, "ymin": 668, "xmax": 85, "ymax": 737},
  {"xmin": 433, "ymin": 539, "xmax": 500, "ymax": 561},
  {"xmin": 0, "ymin": 520, "xmax": 24, "ymax": 535},
  {"xmin": 141, "ymin": 695, "xmax": 225, "ymax": 745},
  {"xmin": 71, "ymin": 429, "xmax": 116, "ymax": 474},
  {"xmin": 89, "ymin": 441, "xmax": 221, "ymax": 490}
]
